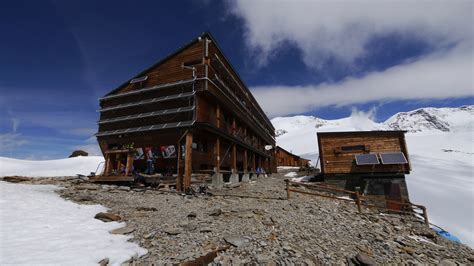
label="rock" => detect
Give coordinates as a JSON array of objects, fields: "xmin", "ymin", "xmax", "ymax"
[
  {"xmin": 69, "ymin": 150, "xmax": 88, "ymax": 158},
  {"xmin": 209, "ymin": 208, "xmax": 222, "ymax": 216},
  {"xmin": 2, "ymin": 176, "xmax": 31, "ymax": 183},
  {"xmin": 163, "ymin": 228, "xmax": 181, "ymax": 235},
  {"xmin": 144, "ymin": 231, "xmax": 156, "ymax": 239},
  {"xmin": 118, "ymin": 186, "xmax": 131, "ymax": 191},
  {"xmin": 224, "ymin": 235, "xmax": 248, "ymax": 247},
  {"xmin": 136, "ymin": 207, "xmax": 158, "ymax": 212},
  {"xmin": 200, "ymin": 227, "xmax": 213, "ymax": 233},
  {"xmin": 437, "ymin": 259, "xmax": 457, "ymax": 266},
  {"xmin": 110, "ymin": 226, "xmax": 134, "ymax": 235},
  {"xmin": 95, "ymin": 212, "xmax": 121, "ymax": 222},
  {"xmin": 76, "ymin": 184, "xmax": 99, "ymax": 190},
  {"xmin": 187, "ymin": 212, "xmax": 197, "ymax": 219},
  {"xmin": 355, "ymin": 252, "xmax": 376, "ymax": 266},
  {"xmin": 98, "ymin": 258, "xmax": 109, "ymax": 266},
  {"xmin": 401, "ymin": 246, "xmax": 415, "ymax": 255},
  {"xmin": 76, "ymin": 195, "xmax": 93, "ymax": 202}
]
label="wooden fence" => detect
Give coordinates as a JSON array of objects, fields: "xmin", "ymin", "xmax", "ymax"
[{"xmin": 284, "ymin": 179, "xmax": 429, "ymax": 227}]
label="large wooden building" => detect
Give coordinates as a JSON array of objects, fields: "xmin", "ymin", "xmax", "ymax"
[
  {"xmin": 275, "ymin": 146, "xmax": 310, "ymax": 168},
  {"xmin": 96, "ymin": 32, "xmax": 276, "ymax": 190},
  {"xmin": 316, "ymin": 131, "xmax": 411, "ymax": 206}
]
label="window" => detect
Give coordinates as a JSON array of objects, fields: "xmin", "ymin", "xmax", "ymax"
[{"xmin": 334, "ymin": 145, "xmax": 370, "ymax": 154}]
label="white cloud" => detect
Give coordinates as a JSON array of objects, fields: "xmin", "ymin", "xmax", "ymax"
[
  {"xmin": 252, "ymin": 44, "xmax": 473, "ymax": 117},
  {"xmin": 0, "ymin": 133, "xmax": 28, "ymax": 151},
  {"xmin": 229, "ymin": 0, "xmax": 472, "ymax": 68}
]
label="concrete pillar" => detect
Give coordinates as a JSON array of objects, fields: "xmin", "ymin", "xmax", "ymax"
[
  {"xmin": 212, "ymin": 167, "xmax": 223, "ymax": 188},
  {"xmin": 229, "ymin": 169, "xmax": 239, "ymax": 183}
]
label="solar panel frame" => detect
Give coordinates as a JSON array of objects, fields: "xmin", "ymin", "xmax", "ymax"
[
  {"xmin": 355, "ymin": 154, "xmax": 380, "ymax": 165},
  {"xmin": 379, "ymin": 152, "xmax": 408, "ymax": 165}
]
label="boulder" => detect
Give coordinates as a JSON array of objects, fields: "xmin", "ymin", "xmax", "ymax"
[
  {"xmin": 69, "ymin": 150, "xmax": 88, "ymax": 158},
  {"xmin": 110, "ymin": 226, "xmax": 135, "ymax": 235},
  {"xmin": 94, "ymin": 212, "xmax": 121, "ymax": 222}
]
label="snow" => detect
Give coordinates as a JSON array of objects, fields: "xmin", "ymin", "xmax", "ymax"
[
  {"xmin": 277, "ymin": 166, "xmax": 300, "ymax": 170},
  {"xmin": 291, "ymin": 176, "xmax": 313, "ymax": 182},
  {"xmin": 0, "ymin": 181, "xmax": 147, "ymax": 265},
  {"xmin": 272, "ymin": 106, "xmax": 474, "ymax": 247},
  {"xmin": 0, "ymin": 156, "xmax": 104, "ymax": 177},
  {"xmin": 284, "ymin": 172, "xmax": 298, "ymax": 177}
]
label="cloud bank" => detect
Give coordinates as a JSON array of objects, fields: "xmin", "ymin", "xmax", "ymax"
[
  {"xmin": 252, "ymin": 44, "xmax": 473, "ymax": 116},
  {"xmin": 229, "ymin": 0, "xmax": 473, "ymax": 117}
]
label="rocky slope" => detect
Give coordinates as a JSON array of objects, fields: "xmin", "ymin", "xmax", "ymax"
[{"xmin": 5, "ymin": 175, "xmax": 473, "ymax": 265}]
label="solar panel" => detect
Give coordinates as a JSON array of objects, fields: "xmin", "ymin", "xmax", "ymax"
[
  {"xmin": 355, "ymin": 154, "xmax": 379, "ymax": 165},
  {"xmin": 379, "ymin": 152, "xmax": 408, "ymax": 165}
]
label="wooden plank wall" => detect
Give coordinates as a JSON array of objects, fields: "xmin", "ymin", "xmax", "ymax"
[
  {"xmin": 318, "ymin": 133, "xmax": 410, "ymax": 175},
  {"xmin": 117, "ymin": 42, "xmax": 204, "ymax": 95}
]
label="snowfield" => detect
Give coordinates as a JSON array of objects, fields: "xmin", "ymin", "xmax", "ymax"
[
  {"xmin": 0, "ymin": 156, "xmax": 104, "ymax": 177},
  {"xmin": 0, "ymin": 182, "xmax": 147, "ymax": 265},
  {"xmin": 272, "ymin": 106, "xmax": 474, "ymax": 247}
]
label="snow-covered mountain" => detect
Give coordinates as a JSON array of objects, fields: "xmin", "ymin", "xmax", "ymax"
[
  {"xmin": 385, "ymin": 105, "xmax": 474, "ymax": 132},
  {"xmin": 271, "ymin": 105, "xmax": 474, "ymax": 247}
]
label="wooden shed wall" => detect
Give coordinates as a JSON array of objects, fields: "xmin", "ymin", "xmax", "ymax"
[{"xmin": 318, "ymin": 132, "xmax": 410, "ymax": 175}]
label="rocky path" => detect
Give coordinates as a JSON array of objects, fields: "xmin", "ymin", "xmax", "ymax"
[{"xmin": 5, "ymin": 174, "xmax": 473, "ymax": 265}]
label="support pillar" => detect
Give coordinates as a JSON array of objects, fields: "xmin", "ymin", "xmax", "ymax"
[
  {"xmin": 183, "ymin": 131, "xmax": 193, "ymax": 190},
  {"xmin": 242, "ymin": 149, "xmax": 249, "ymax": 182},
  {"xmin": 229, "ymin": 143, "xmax": 239, "ymax": 183}
]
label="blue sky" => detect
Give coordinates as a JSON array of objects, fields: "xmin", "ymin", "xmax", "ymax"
[{"xmin": 0, "ymin": 0, "xmax": 472, "ymax": 159}]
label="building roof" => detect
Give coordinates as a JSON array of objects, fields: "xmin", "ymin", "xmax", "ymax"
[
  {"xmin": 101, "ymin": 32, "xmax": 274, "ymax": 130},
  {"xmin": 317, "ymin": 130, "xmax": 407, "ymax": 136}
]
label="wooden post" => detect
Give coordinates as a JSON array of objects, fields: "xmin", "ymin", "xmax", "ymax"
[
  {"xmin": 125, "ymin": 153, "xmax": 133, "ymax": 176},
  {"xmin": 215, "ymin": 137, "xmax": 220, "ymax": 173},
  {"xmin": 104, "ymin": 154, "xmax": 111, "ymax": 176},
  {"xmin": 285, "ymin": 179, "xmax": 291, "ymax": 199},
  {"xmin": 116, "ymin": 154, "xmax": 121, "ymax": 175},
  {"xmin": 183, "ymin": 132, "xmax": 193, "ymax": 190},
  {"xmin": 176, "ymin": 141, "xmax": 183, "ymax": 191},
  {"xmin": 422, "ymin": 206, "xmax": 429, "ymax": 227},
  {"xmin": 231, "ymin": 144, "xmax": 237, "ymax": 171},
  {"xmin": 355, "ymin": 191, "xmax": 362, "ymax": 213},
  {"xmin": 243, "ymin": 149, "xmax": 248, "ymax": 173},
  {"xmin": 216, "ymin": 105, "xmax": 221, "ymax": 129},
  {"xmin": 252, "ymin": 153, "xmax": 256, "ymax": 172}
]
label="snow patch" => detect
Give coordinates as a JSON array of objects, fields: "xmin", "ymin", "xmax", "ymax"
[
  {"xmin": 284, "ymin": 172, "xmax": 297, "ymax": 177},
  {"xmin": 0, "ymin": 156, "xmax": 104, "ymax": 177},
  {"xmin": 0, "ymin": 181, "xmax": 146, "ymax": 265}
]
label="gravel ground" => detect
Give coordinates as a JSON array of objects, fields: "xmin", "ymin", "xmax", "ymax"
[{"xmin": 4, "ymin": 173, "xmax": 473, "ymax": 265}]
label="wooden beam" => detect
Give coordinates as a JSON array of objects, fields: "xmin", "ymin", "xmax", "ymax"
[
  {"xmin": 216, "ymin": 105, "xmax": 221, "ymax": 129},
  {"xmin": 104, "ymin": 154, "xmax": 111, "ymax": 176},
  {"xmin": 176, "ymin": 142, "xmax": 183, "ymax": 191},
  {"xmin": 252, "ymin": 153, "xmax": 256, "ymax": 171},
  {"xmin": 243, "ymin": 149, "xmax": 248, "ymax": 173},
  {"xmin": 183, "ymin": 131, "xmax": 193, "ymax": 190},
  {"xmin": 125, "ymin": 153, "xmax": 133, "ymax": 176},
  {"xmin": 231, "ymin": 144, "xmax": 237, "ymax": 171}
]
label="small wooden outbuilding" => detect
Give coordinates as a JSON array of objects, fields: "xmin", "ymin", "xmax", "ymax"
[
  {"xmin": 275, "ymin": 146, "xmax": 311, "ymax": 168},
  {"xmin": 316, "ymin": 131, "xmax": 412, "ymax": 208}
]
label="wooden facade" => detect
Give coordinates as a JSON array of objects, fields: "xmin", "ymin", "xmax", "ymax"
[
  {"xmin": 317, "ymin": 131, "xmax": 411, "ymax": 176},
  {"xmin": 316, "ymin": 131, "xmax": 412, "ymax": 208},
  {"xmin": 275, "ymin": 146, "xmax": 310, "ymax": 168},
  {"xmin": 96, "ymin": 32, "xmax": 276, "ymax": 190}
]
